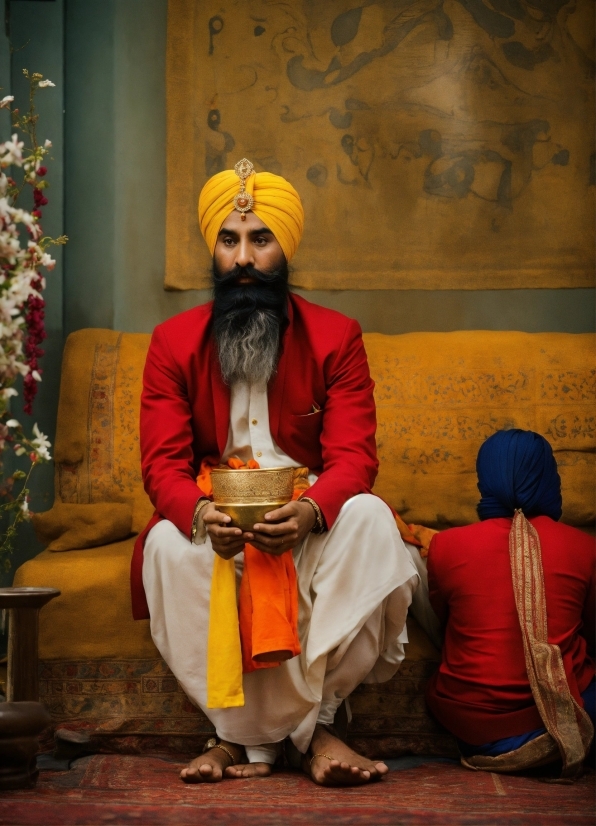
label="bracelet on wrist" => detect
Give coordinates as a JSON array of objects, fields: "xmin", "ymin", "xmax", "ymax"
[
  {"xmin": 191, "ymin": 497, "xmax": 211, "ymax": 542},
  {"xmin": 300, "ymin": 496, "xmax": 327, "ymax": 534}
]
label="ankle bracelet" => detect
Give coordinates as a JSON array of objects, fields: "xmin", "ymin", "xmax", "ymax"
[{"xmin": 203, "ymin": 737, "xmax": 236, "ymax": 766}]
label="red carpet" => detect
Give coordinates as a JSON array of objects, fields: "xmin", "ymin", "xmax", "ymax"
[{"xmin": 0, "ymin": 755, "xmax": 593, "ymax": 825}]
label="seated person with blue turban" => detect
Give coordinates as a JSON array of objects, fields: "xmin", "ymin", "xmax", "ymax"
[{"xmin": 425, "ymin": 429, "xmax": 594, "ymax": 778}]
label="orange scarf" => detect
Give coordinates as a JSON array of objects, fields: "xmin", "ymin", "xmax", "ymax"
[{"xmin": 198, "ymin": 458, "xmax": 305, "ymax": 707}]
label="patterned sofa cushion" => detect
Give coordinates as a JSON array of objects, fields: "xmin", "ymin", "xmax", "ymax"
[{"xmin": 13, "ymin": 328, "xmax": 595, "ymax": 756}]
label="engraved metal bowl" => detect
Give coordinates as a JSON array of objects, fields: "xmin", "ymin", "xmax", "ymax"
[{"xmin": 211, "ymin": 466, "xmax": 294, "ymax": 531}]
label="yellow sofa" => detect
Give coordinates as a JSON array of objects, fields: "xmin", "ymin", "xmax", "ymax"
[{"xmin": 14, "ymin": 328, "xmax": 595, "ymax": 757}]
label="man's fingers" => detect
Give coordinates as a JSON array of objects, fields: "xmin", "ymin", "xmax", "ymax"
[
  {"xmin": 250, "ymin": 540, "xmax": 287, "ymax": 556},
  {"xmin": 211, "ymin": 534, "xmax": 249, "ymax": 553},
  {"xmin": 252, "ymin": 519, "xmax": 297, "ymax": 536},
  {"xmin": 203, "ymin": 508, "xmax": 232, "ymax": 526},
  {"xmin": 205, "ymin": 522, "xmax": 236, "ymax": 534},
  {"xmin": 262, "ymin": 503, "xmax": 294, "ymax": 522},
  {"xmin": 252, "ymin": 531, "xmax": 298, "ymax": 547},
  {"xmin": 208, "ymin": 524, "xmax": 243, "ymax": 538}
]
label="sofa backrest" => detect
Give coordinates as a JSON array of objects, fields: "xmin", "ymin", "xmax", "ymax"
[
  {"xmin": 366, "ymin": 331, "xmax": 594, "ymax": 527},
  {"xmin": 54, "ymin": 330, "xmax": 152, "ymax": 533},
  {"xmin": 54, "ymin": 329, "xmax": 594, "ymax": 530}
]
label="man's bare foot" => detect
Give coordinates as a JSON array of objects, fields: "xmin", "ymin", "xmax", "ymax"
[
  {"xmin": 180, "ymin": 741, "xmax": 244, "ymax": 783},
  {"xmin": 304, "ymin": 725, "xmax": 389, "ymax": 786},
  {"xmin": 225, "ymin": 762, "xmax": 272, "ymax": 779}
]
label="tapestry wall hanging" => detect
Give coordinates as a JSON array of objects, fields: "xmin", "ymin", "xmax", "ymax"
[{"xmin": 166, "ymin": 0, "xmax": 595, "ymax": 291}]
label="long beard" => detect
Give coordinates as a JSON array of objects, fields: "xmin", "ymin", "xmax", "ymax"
[{"xmin": 212, "ymin": 261, "xmax": 289, "ymax": 385}]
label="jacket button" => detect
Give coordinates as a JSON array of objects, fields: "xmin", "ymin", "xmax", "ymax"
[
  {"xmin": 251, "ymin": 419, "xmax": 258, "ymax": 425},
  {"xmin": 256, "ymin": 451, "xmax": 262, "ymax": 457}
]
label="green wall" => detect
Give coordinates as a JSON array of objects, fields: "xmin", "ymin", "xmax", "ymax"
[{"xmin": 0, "ymin": 0, "xmax": 593, "ymax": 595}]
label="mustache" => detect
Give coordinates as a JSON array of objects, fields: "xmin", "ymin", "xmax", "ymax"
[
  {"xmin": 212, "ymin": 262, "xmax": 289, "ymax": 332},
  {"xmin": 213, "ymin": 262, "xmax": 286, "ymax": 286}
]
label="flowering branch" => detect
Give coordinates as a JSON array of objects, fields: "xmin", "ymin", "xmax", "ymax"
[
  {"xmin": 0, "ymin": 419, "xmax": 51, "ymax": 571},
  {"xmin": 0, "ymin": 70, "xmax": 65, "ymax": 567}
]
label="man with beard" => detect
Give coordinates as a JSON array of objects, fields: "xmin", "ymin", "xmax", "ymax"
[{"xmin": 131, "ymin": 160, "xmax": 419, "ymax": 786}]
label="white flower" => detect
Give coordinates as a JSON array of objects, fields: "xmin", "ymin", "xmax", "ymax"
[
  {"xmin": 0, "ymin": 96, "xmax": 14, "ymax": 109},
  {"xmin": 5, "ymin": 419, "xmax": 19, "ymax": 428},
  {"xmin": 19, "ymin": 499, "xmax": 29, "ymax": 515},
  {"xmin": 31, "ymin": 423, "xmax": 51, "ymax": 461},
  {"xmin": 38, "ymin": 80, "xmax": 55, "ymax": 88},
  {"xmin": 0, "ymin": 134, "xmax": 24, "ymax": 167},
  {"xmin": 0, "ymin": 123, "xmax": 58, "ymax": 415},
  {"xmin": 14, "ymin": 445, "xmax": 26, "ymax": 456},
  {"xmin": 39, "ymin": 252, "xmax": 55, "ymax": 270}
]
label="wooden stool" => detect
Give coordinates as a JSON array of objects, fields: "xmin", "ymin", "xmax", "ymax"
[{"xmin": 0, "ymin": 586, "xmax": 60, "ymax": 702}]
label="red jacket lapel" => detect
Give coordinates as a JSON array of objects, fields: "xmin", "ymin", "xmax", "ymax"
[
  {"xmin": 209, "ymin": 338, "xmax": 231, "ymax": 458},
  {"xmin": 268, "ymin": 298, "xmax": 294, "ymax": 444}
]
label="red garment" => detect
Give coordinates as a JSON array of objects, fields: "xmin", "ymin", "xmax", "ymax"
[
  {"xmin": 131, "ymin": 294, "xmax": 378, "ymax": 620},
  {"xmin": 425, "ymin": 516, "xmax": 595, "ymax": 744}
]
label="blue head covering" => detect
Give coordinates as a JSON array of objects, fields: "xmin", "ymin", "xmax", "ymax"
[{"xmin": 476, "ymin": 429, "xmax": 562, "ymax": 521}]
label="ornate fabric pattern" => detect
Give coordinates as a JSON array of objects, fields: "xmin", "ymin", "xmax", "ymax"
[
  {"xmin": 53, "ymin": 330, "xmax": 153, "ymax": 533},
  {"xmin": 166, "ymin": 0, "xmax": 594, "ymax": 291},
  {"xmin": 46, "ymin": 328, "xmax": 596, "ymax": 539},
  {"xmin": 508, "ymin": 511, "xmax": 593, "ymax": 777},
  {"xmin": 367, "ymin": 331, "xmax": 595, "ymax": 526},
  {"xmin": 38, "ymin": 656, "xmax": 456, "ymax": 757}
]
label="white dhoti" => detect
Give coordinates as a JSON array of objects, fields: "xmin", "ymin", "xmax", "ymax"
[
  {"xmin": 143, "ymin": 379, "xmax": 419, "ymax": 757},
  {"xmin": 143, "ymin": 493, "xmax": 419, "ymax": 755}
]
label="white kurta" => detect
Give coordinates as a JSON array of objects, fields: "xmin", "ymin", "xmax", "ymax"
[{"xmin": 142, "ymin": 381, "xmax": 420, "ymax": 757}]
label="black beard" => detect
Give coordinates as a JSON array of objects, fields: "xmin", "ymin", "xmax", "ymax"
[
  {"xmin": 212, "ymin": 260, "xmax": 289, "ymax": 385},
  {"xmin": 212, "ymin": 260, "xmax": 290, "ymax": 332}
]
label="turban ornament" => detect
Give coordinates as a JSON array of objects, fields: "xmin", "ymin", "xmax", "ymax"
[
  {"xmin": 232, "ymin": 157, "xmax": 255, "ymax": 219},
  {"xmin": 198, "ymin": 158, "xmax": 304, "ymax": 262}
]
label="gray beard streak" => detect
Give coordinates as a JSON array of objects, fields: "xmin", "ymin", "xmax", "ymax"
[{"xmin": 216, "ymin": 310, "xmax": 281, "ymax": 386}]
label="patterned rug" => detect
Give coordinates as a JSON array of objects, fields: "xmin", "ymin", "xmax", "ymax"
[{"xmin": 0, "ymin": 755, "xmax": 593, "ymax": 825}]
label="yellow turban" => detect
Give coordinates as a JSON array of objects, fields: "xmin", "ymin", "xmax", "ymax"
[{"xmin": 198, "ymin": 167, "xmax": 304, "ymax": 262}]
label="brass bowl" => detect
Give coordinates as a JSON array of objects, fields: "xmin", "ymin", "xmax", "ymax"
[{"xmin": 211, "ymin": 466, "xmax": 294, "ymax": 532}]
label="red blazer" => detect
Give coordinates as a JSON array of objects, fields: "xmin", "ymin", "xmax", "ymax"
[
  {"xmin": 425, "ymin": 516, "xmax": 595, "ymax": 744},
  {"xmin": 130, "ymin": 293, "xmax": 378, "ymax": 619}
]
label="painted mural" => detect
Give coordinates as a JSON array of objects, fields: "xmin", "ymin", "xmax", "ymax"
[{"xmin": 166, "ymin": 0, "xmax": 595, "ymax": 290}]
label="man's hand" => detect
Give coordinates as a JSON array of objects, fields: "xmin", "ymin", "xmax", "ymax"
[
  {"xmin": 203, "ymin": 500, "xmax": 317, "ymax": 558},
  {"xmin": 203, "ymin": 503, "xmax": 251, "ymax": 560},
  {"xmin": 250, "ymin": 500, "xmax": 316, "ymax": 556}
]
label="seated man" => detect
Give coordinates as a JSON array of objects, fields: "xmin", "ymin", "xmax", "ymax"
[
  {"xmin": 130, "ymin": 159, "xmax": 419, "ymax": 785},
  {"xmin": 425, "ymin": 429, "xmax": 595, "ymax": 776}
]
